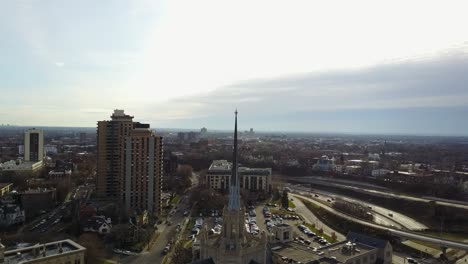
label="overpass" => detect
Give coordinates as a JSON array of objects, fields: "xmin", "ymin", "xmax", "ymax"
[
  {"xmin": 290, "ymin": 192, "xmax": 468, "ymax": 252},
  {"xmin": 290, "ymin": 176, "xmax": 468, "ymax": 210}
]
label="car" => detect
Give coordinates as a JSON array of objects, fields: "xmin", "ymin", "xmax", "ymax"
[
  {"xmin": 406, "ymin": 258, "xmax": 418, "ymax": 264},
  {"xmin": 162, "ymin": 247, "xmax": 170, "ymax": 255},
  {"xmin": 314, "ymin": 194, "xmax": 319, "ymax": 197},
  {"xmin": 388, "ymin": 213, "xmax": 393, "ymax": 217}
]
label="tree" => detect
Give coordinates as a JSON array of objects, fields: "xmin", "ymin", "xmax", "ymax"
[
  {"xmin": 78, "ymin": 233, "xmax": 106, "ymax": 264},
  {"xmin": 281, "ymin": 190, "xmax": 289, "ymax": 209},
  {"xmin": 177, "ymin": 165, "xmax": 193, "ymax": 178},
  {"xmin": 171, "ymin": 241, "xmax": 193, "ymax": 264}
]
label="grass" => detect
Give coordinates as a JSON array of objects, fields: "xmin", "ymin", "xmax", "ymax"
[
  {"xmin": 408, "ymin": 239, "xmax": 441, "ymax": 251},
  {"xmin": 183, "ymin": 240, "xmax": 193, "ymax": 249},
  {"xmin": 288, "ymin": 200, "xmax": 296, "ymax": 208},
  {"xmin": 420, "ymin": 231, "xmax": 468, "ymax": 242},
  {"xmin": 100, "ymin": 260, "xmax": 117, "ymax": 264},
  {"xmin": 184, "ymin": 218, "xmax": 195, "ymax": 233},
  {"xmin": 170, "ymin": 195, "xmax": 182, "ymax": 205}
]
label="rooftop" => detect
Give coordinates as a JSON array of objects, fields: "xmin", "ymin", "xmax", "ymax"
[
  {"xmin": 3, "ymin": 239, "xmax": 85, "ymax": 264},
  {"xmin": 0, "ymin": 183, "xmax": 13, "ymax": 189},
  {"xmin": 272, "ymin": 240, "xmax": 378, "ymax": 264},
  {"xmin": 208, "ymin": 160, "xmax": 271, "ymax": 175}
]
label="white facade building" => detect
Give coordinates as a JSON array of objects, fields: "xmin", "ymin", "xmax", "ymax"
[
  {"xmin": 206, "ymin": 160, "xmax": 271, "ymax": 193},
  {"xmin": 0, "ymin": 160, "xmax": 44, "ymax": 172}
]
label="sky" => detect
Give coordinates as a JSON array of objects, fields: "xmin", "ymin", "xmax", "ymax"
[{"xmin": 1, "ymin": 0, "xmax": 468, "ymax": 135}]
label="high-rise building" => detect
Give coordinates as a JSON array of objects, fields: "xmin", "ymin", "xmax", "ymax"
[
  {"xmin": 124, "ymin": 123, "xmax": 163, "ymax": 214},
  {"xmin": 24, "ymin": 128, "xmax": 44, "ymax": 162},
  {"xmin": 96, "ymin": 110, "xmax": 163, "ymax": 215},
  {"xmin": 196, "ymin": 110, "xmax": 266, "ymax": 264},
  {"xmin": 96, "ymin": 110, "xmax": 134, "ymax": 200}
]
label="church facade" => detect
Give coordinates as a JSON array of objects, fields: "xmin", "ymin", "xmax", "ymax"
[{"xmin": 194, "ymin": 111, "xmax": 267, "ymax": 264}]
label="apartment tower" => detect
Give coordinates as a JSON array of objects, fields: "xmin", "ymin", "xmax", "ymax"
[
  {"xmin": 24, "ymin": 128, "xmax": 44, "ymax": 162},
  {"xmin": 124, "ymin": 123, "xmax": 163, "ymax": 213},
  {"xmin": 97, "ymin": 110, "xmax": 134, "ymax": 200},
  {"xmin": 97, "ymin": 110, "xmax": 163, "ymax": 214}
]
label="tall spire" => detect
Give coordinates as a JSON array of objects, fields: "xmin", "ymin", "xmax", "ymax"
[{"xmin": 228, "ymin": 109, "xmax": 241, "ymax": 211}]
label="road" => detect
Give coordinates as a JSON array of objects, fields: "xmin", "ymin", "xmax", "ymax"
[
  {"xmin": 293, "ymin": 197, "xmax": 346, "ymax": 241},
  {"xmin": 293, "ymin": 177, "xmax": 468, "ymax": 210},
  {"xmin": 291, "ymin": 193, "xmax": 414, "ymax": 264},
  {"xmin": 291, "ymin": 193, "xmax": 468, "ymax": 252},
  {"xmin": 291, "ymin": 185, "xmax": 427, "ymax": 231},
  {"xmin": 121, "ymin": 173, "xmax": 199, "ymax": 264},
  {"xmin": 120, "ymin": 196, "xmax": 191, "ymax": 264}
]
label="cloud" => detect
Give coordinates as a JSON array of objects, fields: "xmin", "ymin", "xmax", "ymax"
[
  {"xmin": 55, "ymin": 62, "xmax": 64, "ymax": 67},
  {"xmin": 138, "ymin": 51, "xmax": 468, "ymax": 134}
]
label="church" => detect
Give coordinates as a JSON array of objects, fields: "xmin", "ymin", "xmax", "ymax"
[{"xmin": 193, "ymin": 111, "xmax": 267, "ymax": 264}]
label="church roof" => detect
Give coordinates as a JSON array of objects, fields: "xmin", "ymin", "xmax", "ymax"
[{"xmin": 228, "ymin": 110, "xmax": 241, "ymax": 211}]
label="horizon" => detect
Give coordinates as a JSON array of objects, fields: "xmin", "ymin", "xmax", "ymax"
[{"xmin": 2, "ymin": 123, "xmax": 468, "ymax": 138}]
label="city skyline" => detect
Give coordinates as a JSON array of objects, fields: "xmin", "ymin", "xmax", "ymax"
[{"xmin": 1, "ymin": 0, "xmax": 468, "ymax": 135}]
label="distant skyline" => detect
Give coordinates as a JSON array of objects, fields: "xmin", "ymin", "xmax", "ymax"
[{"xmin": 1, "ymin": 0, "xmax": 468, "ymax": 135}]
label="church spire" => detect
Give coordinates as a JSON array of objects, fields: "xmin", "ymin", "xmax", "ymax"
[{"xmin": 228, "ymin": 109, "xmax": 241, "ymax": 211}]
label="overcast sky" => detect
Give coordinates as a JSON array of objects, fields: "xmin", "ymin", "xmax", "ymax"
[{"xmin": 1, "ymin": 0, "xmax": 468, "ymax": 135}]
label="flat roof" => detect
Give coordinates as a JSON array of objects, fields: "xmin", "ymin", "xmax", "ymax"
[
  {"xmin": 272, "ymin": 240, "xmax": 377, "ymax": 264},
  {"xmin": 4, "ymin": 239, "xmax": 85, "ymax": 264},
  {"xmin": 208, "ymin": 160, "xmax": 271, "ymax": 175},
  {"xmin": 0, "ymin": 183, "xmax": 13, "ymax": 188}
]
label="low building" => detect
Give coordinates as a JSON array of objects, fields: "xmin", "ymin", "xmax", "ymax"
[
  {"xmin": 270, "ymin": 232, "xmax": 392, "ymax": 264},
  {"xmin": 346, "ymin": 232, "xmax": 393, "ymax": 264},
  {"xmin": 0, "ymin": 204, "xmax": 25, "ymax": 227},
  {"xmin": 206, "ymin": 160, "xmax": 271, "ymax": 193},
  {"xmin": 0, "ymin": 183, "xmax": 13, "ymax": 197},
  {"xmin": 371, "ymin": 169, "xmax": 391, "ymax": 177},
  {"xmin": 82, "ymin": 215, "xmax": 112, "ymax": 235},
  {"xmin": 312, "ymin": 156, "xmax": 336, "ymax": 172},
  {"xmin": 273, "ymin": 223, "xmax": 293, "ymax": 243},
  {"xmin": 1, "ymin": 239, "xmax": 86, "ymax": 264},
  {"xmin": 47, "ymin": 169, "xmax": 72, "ymax": 180},
  {"xmin": 20, "ymin": 188, "xmax": 57, "ymax": 219},
  {"xmin": 0, "ymin": 160, "xmax": 44, "ymax": 172}
]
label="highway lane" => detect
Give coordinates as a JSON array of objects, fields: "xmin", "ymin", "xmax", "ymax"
[
  {"xmin": 292, "ymin": 186, "xmax": 423, "ymax": 230},
  {"xmin": 291, "ymin": 183, "xmax": 428, "ymax": 230},
  {"xmin": 291, "ymin": 193, "xmax": 468, "ymax": 252},
  {"xmin": 293, "ymin": 197, "xmax": 346, "ymax": 241},
  {"xmin": 294, "ymin": 177, "xmax": 468, "ymax": 210},
  {"xmin": 291, "ymin": 193, "xmax": 414, "ymax": 264}
]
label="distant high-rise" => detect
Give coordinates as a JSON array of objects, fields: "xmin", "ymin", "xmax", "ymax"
[
  {"xmin": 96, "ymin": 110, "xmax": 163, "ymax": 215},
  {"xmin": 24, "ymin": 128, "xmax": 44, "ymax": 162},
  {"xmin": 79, "ymin": 132, "xmax": 87, "ymax": 142}
]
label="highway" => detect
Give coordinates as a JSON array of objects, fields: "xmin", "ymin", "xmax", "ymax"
[
  {"xmin": 291, "ymin": 185, "xmax": 427, "ymax": 231},
  {"xmin": 293, "ymin": 197, "xmax": 346, "ymax": 241},
  {"xmin": 290, "ymin": 193, "xmax": 468, "ymax": 252},
  {"xmin": 294, "ymin": 177, "xmax": 468, "ymax": 210}
]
